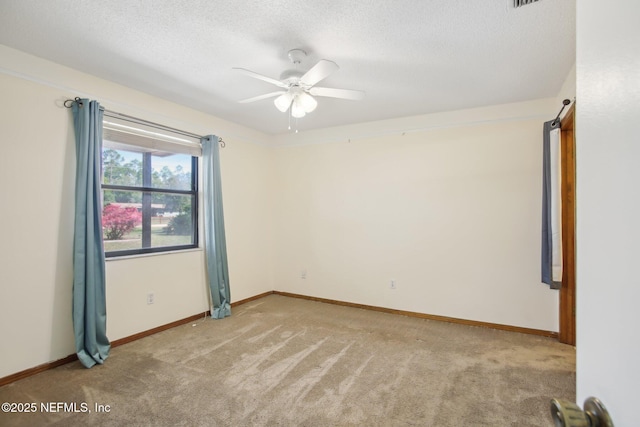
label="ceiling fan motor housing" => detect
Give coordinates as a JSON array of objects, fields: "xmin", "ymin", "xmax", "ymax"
[{"xmin": 279, "ymin": 69, "xmax": 304, "ymax": 86}]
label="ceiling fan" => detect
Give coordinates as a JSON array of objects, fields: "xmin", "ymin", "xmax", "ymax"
[{"xmin": 234, "ymin": 49, "xmax": 365, "ymax": 119}]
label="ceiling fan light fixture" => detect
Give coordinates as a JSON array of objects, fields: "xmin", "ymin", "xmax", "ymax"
[
  {"xmin": 297, "ymin": 91, "xmax": 318, "ymax": 113},
  {"xmin": 274, "ymin": 92, "xmax": 293, "ymax": 112},
  {"xmin": 291, "ymin": 100, "xmax": 306, "ymax": 118}
]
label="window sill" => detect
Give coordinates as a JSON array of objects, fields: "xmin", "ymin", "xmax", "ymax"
[{"xmin": 105, "ymin": 247, "xmax": 203, "ymax": 262}]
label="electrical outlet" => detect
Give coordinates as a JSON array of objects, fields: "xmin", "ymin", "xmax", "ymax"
[
  {"xmin": 147, "ymin": 293, "xmax": 155, "ymax": 305},
  {"xmin": 390, "ymin": 280, "xmax": 396, "ymax": 289}
]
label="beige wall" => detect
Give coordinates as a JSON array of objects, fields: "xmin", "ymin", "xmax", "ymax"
[
  {"xmin": 0, "ymin": 73, "xmax": 78, "ymax": 378},
  {"xmin": 272, "ymin": 99, "xmax": 560, "ymax": 332},
  {"xmin": 0, "ymin": 46, "xmax": 274, "ymax": 378}
]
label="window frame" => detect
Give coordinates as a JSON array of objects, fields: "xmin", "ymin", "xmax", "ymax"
[{"xmin": 101, "ymin": 132, "xmax": 199, "ymax": 258}]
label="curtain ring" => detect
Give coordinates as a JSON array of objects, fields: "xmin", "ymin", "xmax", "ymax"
[{"xmin": 64, "ymin": 97, "xmax": 83, "ymax": 108}]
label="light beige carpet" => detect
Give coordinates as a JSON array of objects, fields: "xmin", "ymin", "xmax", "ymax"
[{"xmin": 0, "ymin": 294, "xmax": 575, "ymax": 426}]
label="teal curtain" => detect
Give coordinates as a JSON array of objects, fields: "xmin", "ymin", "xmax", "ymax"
[
  {"xmin": 202, "ymin": 135, "xmax": 231, "ymax": 319},
  {"xmin": 72, "ymin": 99, "xmax": 110, "ymax": 367}
]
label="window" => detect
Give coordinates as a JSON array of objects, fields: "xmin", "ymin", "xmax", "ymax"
[{"xmin": 101, "ymin": 114, "xmax": 199, "ymax": 257}]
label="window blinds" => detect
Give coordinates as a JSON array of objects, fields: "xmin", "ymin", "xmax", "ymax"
[{"xmin": 102, "ymin": 114, "xmax": 202, "ymax": 157}]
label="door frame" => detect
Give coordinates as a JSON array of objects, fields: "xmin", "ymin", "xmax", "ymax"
[{"xmin": 559, "ymin": 103, "xmax": 576, "ymax": 345}]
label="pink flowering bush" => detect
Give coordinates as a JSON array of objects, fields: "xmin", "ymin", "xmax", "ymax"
[{"xmin": 102, "ymin": 204, "xmax": 142, "ymax": 240}]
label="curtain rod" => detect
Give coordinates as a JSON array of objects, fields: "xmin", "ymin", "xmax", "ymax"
[
  {"xmin": 551, "ymin": 99, "xmax": 572, "ymax": 127},
  {"xmin": 64, "ymin": 97, "xmax": 225, "ymax": 148}
]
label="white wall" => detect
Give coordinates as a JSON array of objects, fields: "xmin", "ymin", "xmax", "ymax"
[
  {"xmin": 557, "ymin": 63, "xmax": 576, "ymax": 107},
  {"xmin": 576, "ymin": 2, "xmax": 640, "ymax": 425},
  {"xmin": 272, "ymin": 99, "xmax": 561, "ymax": 332},
  {"xmin": 0, "ymin": 46, "xmax": 274, "ymax": 378}
]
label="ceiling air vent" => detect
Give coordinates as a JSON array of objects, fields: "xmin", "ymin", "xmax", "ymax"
[{"xmin": 514, "ymin": 0, "xmax": 540, "ymax": 7}]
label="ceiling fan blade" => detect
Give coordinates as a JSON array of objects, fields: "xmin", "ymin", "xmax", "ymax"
[
  {"xmin": 309, "ymin": 87, "xmax": 365, "ymax": 100},
  {"xmin": 300, "ymin": 60, "xmax": 339, "ymax": 87},
  {"xmin": 233, "ymin": 68, "xmax": 288, "ymax": 88},
  {"xmin": 238, "ymin": 91, "xmax": 286, "ymax": 104}
]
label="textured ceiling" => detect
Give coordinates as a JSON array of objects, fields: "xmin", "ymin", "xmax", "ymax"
[{"xmin": 0, "ymin": 0, "xmax": 575, "ymax": 135}]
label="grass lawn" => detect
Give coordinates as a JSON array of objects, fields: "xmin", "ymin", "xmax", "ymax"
[{"xmin": 104, "ymin": 225, "xmax": 192, "ymax": 252}]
